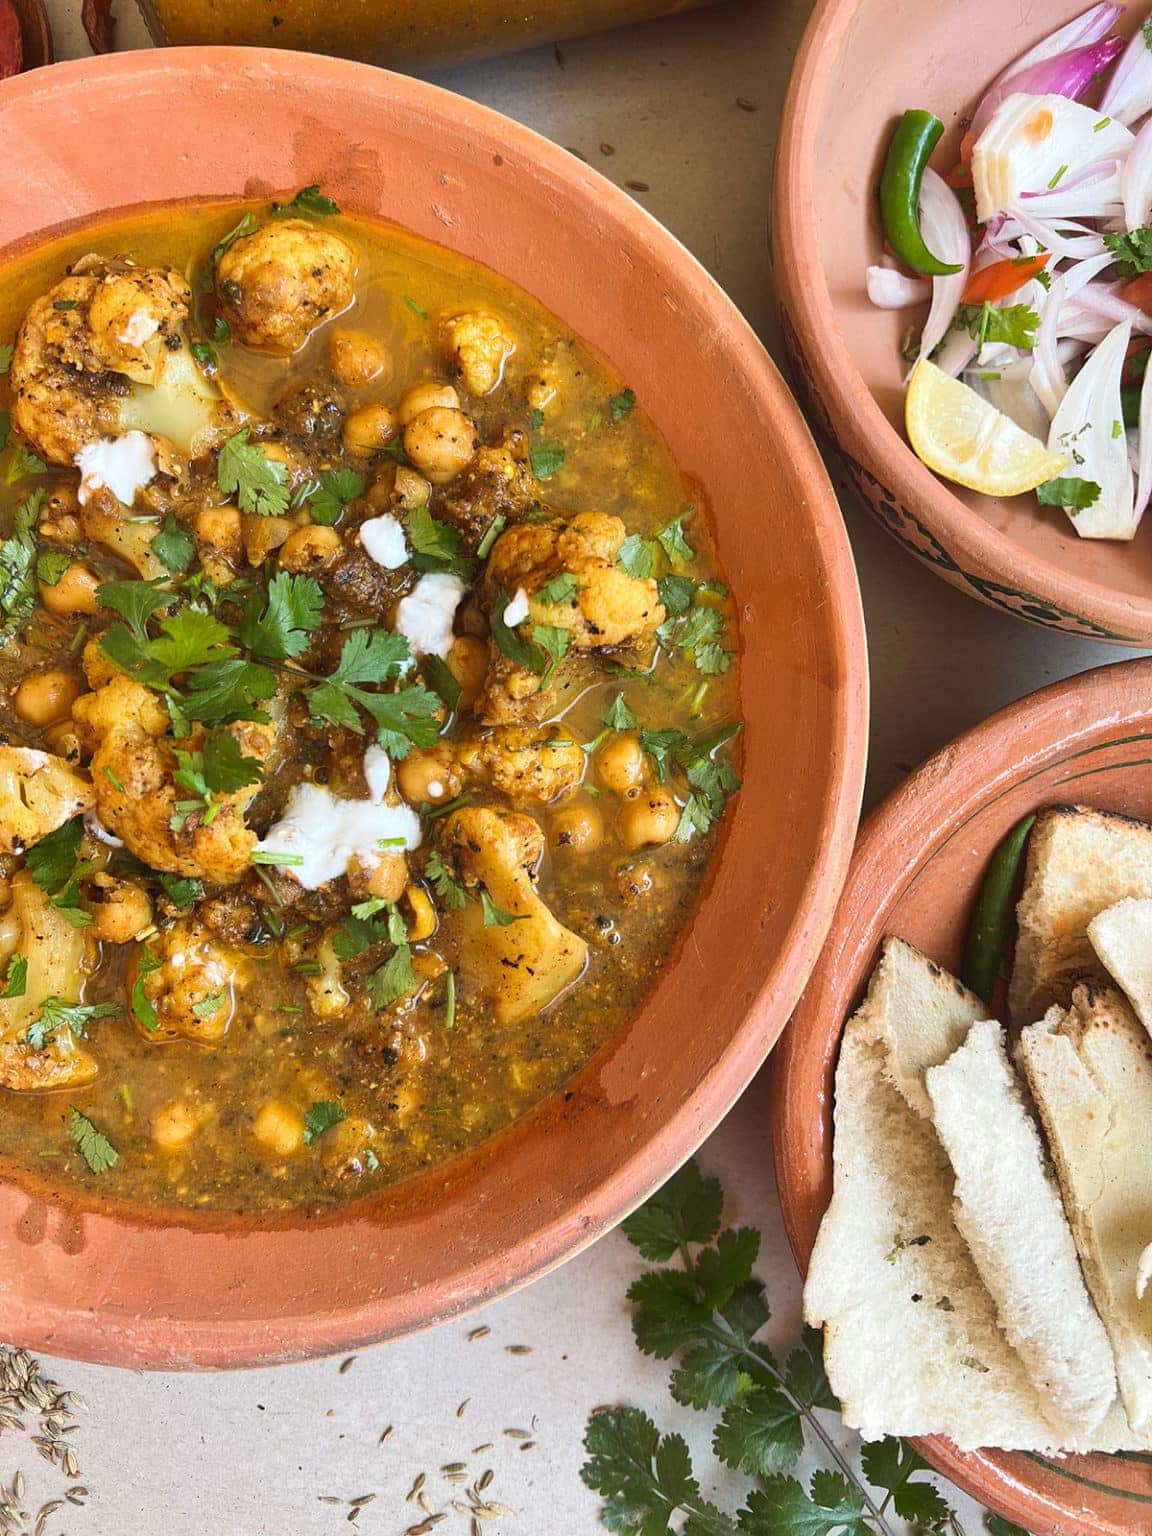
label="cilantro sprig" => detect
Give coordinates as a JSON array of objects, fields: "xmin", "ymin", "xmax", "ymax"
[
  {"xmin": 0, "ymin": 489, "xmax": 48, "ymax": 636},
  {"xmin": 582, "ymin": 1161, "xmax": 998, "ymax": 1536},
  {"xmin": 25, "ymin": 818, "xmax": 94, "ymax": 929},
  {"xmin": 68, "ymin": 1107, "xmax": 119, "ymax": 1175},
  {"xmin": 26, "ymin": 996, "xmax": 119, "ymax": 1051},
  {"xmin": 217, "ymin": 429, "xmax": 291, "ymax": 517},
  {"xmin": 956, "ymin": 302, "xmax": 1038, "ymax": 352}
]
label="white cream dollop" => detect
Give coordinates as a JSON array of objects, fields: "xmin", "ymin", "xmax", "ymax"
[
  {"xmin": 75, "ymin": 430, "xmax": 158, "ymax": 508},
  {"xmin": 360, "ymin": 513, "xmax": 410, "ymax": 570},
  {"xmin": 502, "ymin": 586, "xmax": 530, "ymax": 628},
  {"xmin": 394, "ymin": 572, "xmax": 466, "ymax": 659},
  {"xmin": 119, "ymin": 309, "xmax": 161, "ymax": 349},
  {"xmin": 253, "ymin": 745, "xmax": 421, "ymax": 891}
]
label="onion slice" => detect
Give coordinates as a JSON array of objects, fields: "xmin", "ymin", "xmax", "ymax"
[
  {"xmin": 918, "ymin": 169, "xmax": 972, "ymax": 360},
  {"xmin": 1137, "ymin": 339, "xmax": 1152, "ymax": 520},
  {"xmin": 866, "ymin": 266, "xmax": 931, "ymax": 309},
  {"xmin": 973, "ymin": 2, "xmax": 1122, "ymax": 136},
  {"xmin": 970, "ymin": 37, "xmax": 1124, "ymax": 142},
  {"xmin": 1122, "ymin": 116, "xmax": 1152, "ymax": 230},
  {"xmin": 1047, "ymin": 320, "xmax": 1136, "ymax": 538},
  {"xmin": 1100, "ymin": 15, "xmax": 1152, "ymax": 124}
]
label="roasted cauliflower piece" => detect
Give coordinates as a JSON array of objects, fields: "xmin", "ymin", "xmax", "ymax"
[
  {"xmin": 0, "ymin": 745, "xmax": 94, "ymax": 856},
  {"xmin": 73, "ymin": 666, "xmax": 273, "ymax": 884},
  {"xmin": 215, "ymin": 219, "xmax": 356, "ymax": 355},
  {"xmin": 442, "ymin": 806, "xmax": 587, "ymax": 1025},
  {"xmin": 0, "ymin": 873, "xmax": 99, "ymax": 1091},
  {"xmin": 127, "ymin": 918, "xmax": 242, "ymax": 1043},
  {"xmin": 442, "ymin": 309, "xmax": 515, "ymax": 397},
  {"xmin": 457, "ymin": 725, "xmax": 585, "ymax": 804},
  {"xmin": 10, "ymin": 261, "xmax": 237, "ymax": 464},
  {"xmin": 485, "ymin": 511, "xmax": 665, "ymax": 650}
]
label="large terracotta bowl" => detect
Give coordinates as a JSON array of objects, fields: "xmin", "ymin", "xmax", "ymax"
[
  {"xmin": 774, "ymin": 657, "xmax": 1152, "ymax": 1535},
  {"xmin": 0, "ymin": 50, "xmax": 867, "ymax": 1368},
  {"xmin": 775, "ymin": 0, "xmax": 1152, "ymax": 645}
]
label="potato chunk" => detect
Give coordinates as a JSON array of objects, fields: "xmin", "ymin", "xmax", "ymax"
[{"xmin": 0, "ymin": 874, "xmax": 98, "ymax": 1091}]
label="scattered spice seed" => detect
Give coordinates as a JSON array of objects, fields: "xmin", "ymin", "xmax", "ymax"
[
  {"xmin": 472, "ymin": 1522, "xmax": 482, "ymax": 1536},
  {"xmin": 477, "ymin": 1470, "xmax": 494, "ymax": 1493},
  {"xmin": 625, "ymin": 179, "xmax": 650, "ymax": 192},
  {"xmin": 553, "ymin": 43, "xmax": 565, "ymax": 68},
  {"xmin": 519, "ymin": 1440, "xmax": 536, "ymax": 1451},
  {"xmin": 504, "ymin": 1344, "xmax": 532, "ymax": 1355},
  {"xmin": 736, "ymin": 96, "xmax": 758, "ymax": 111},
  {"xmin": 378, "ymin": 1424, "xmax": 393, "ymax": 1445},
  {"xmin": 600, "ymin": 142, "xmax": 616, "ymax": 156},
  {"xmin": 503, "ymin": 1428, "xmax": 531, "ymax": 1439},
  {"xmin": 318, "ymin": 1495, "xmax": 342, "ymax": 1504},
  {"xmin": 418, "ymin": 1491, "xmax": 435, "ymax": 1514},
  {"xmin": 472, "ymin": 1443, "xmax": 493, "ymax": 1454},
  {"xmin": 456, "ymin": 1398, "xmax": 470, "ymax": 1418},
  {"xmin": 442, "ymin": 1462, "xmax": 467, "ymax": 1473},
  {"xmin": 347, "ymin": 1511, "xmax": 359, "ymax": 1524},
  {"xmin": 338, "ymin": 1356, "xmax": 357, "ymax": 1374},
  {"xmin": 406, "ymin": 1473, "xmax": 427, "ymax": 1502},
  {"xmin": 466, "ymin": 1326, "xmax": 490, "ymax": 1342},
  {"xmin": 349, "ymin": 1493, "xmax": 376, "ymax": 1508}
]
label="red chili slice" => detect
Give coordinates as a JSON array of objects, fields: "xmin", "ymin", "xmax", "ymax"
[
  {"xmin": 82, "ymin": 0, "xmax": 115, "ymax": 54},
  {"xmin": 0, "ymin": 0, "xmax": 24, "ymax": 80}
]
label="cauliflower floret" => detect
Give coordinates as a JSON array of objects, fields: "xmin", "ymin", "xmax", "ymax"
[
  {"xmin": 0, "ymin": 873, "xmax": 99, "ymax": 1091},
  {"xmin": 215, "ymin": 219, "xmax": 356, "ymax": 355},
  {"xmin": 73, "ymin": 668, "xmax": 273, "ymax": 883},
  {"xmin": 442, "ymin": 806, "xmax": 587, "ymax": 1025},
  {"xmin": 457, "ymin": 726, "xmax": 585, "ymax": 803},
  {"xmin": 0, "ymin": 745, "xmax": 94, "ymax": 856},
  {"xmin": 10, "ymin": 262, "xmax": 239, "ymax": 465},
  {"xmin": 440, "ymin": 432, "xmax": 543, "ymax": 543},
  {"xmin": 126, "ymin": 917, "xmax": 243, "ymax": 1042},
  {"xmin": 442, "ymin": 309, "xmax": 515, "ymax": 397}
]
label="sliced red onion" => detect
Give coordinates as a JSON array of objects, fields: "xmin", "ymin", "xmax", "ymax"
[
  {"xmin": 1070, "ymin": 283, "xmax": 1152, "ymax": 334},
  {"xmin": 1122, "ymin": 116, "xmax": 1152, "ymax": 229},
  {"xmin": 1008, "ymin": 207, "xmax": 1108, "ymax": 259},
  {"xmin": 84, "ymin": 809, "xmax": 123, "ymax": 848},
  {"xmin": 866, "ymin": 265, "xmax": 931, "ymax": 309},
  {"xmin": 1100, "ymin": 13, "xmax": 1152, "ymax": 124},
  {"xmin": 974, "ymin": 2, "xmax": 1121, "ymax": 130},
  {"xmin": 917, "ymin": 168, "xmax": 972, "ymax": 359},
  {"xmin": 1047, "ymin": 319, "xmax": 1135, "ymax": 537},
  {"xmin": 1136, "ymin": 337, "xmax": 1152, "ymax": 518},
  {"xmin": 1015, "ymin": 163, "xmax": 1123, "ymax": 222},
  {"xmin": 971, "ymin": 37, "xmax": 1125, "ymax": 142}
]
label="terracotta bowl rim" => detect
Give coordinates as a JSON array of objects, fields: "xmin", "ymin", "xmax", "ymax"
[
  {"xmin": 774, "ymin": 0, "xmax": 1152, "ymax": 643},
  {"xmin": 771, "ymin": 653, "xmax": 1152, "ymax": 1532},
  {"xmin": 0, "ymin": 48, "xmax": 869, "ymax": 1367}
]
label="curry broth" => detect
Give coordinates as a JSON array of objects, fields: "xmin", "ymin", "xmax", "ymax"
[{"xmin": 0, "ymin": 201, "xmax": 740, "ymax": 1212}]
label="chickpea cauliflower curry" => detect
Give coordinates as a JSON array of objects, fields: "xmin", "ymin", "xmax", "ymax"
[{"xmin": 0, "ymin": 191, "xmax": 741, "ymax": 1212}]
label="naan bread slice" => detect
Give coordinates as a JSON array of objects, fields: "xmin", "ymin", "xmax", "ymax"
[
  {"xmin": 1010, "ymin": 806, "xmax": 1152, "ymax": 1026},
  {"xmin": 1088, "ymin": 896, "xmax": 1152, "ymax": 1039},
  {"xmin": 1018, "ymin": 985, "xmax": 1152, "ymax": 1434},
  {"xmin": 925, "ymin": 1019, "xmax": 1116, "ymax": 1439}
]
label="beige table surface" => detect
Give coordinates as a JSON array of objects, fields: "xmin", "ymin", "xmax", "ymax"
[{"xmin": 8, "ymin": 2, "xmax": 1145, "ymax": 1531}]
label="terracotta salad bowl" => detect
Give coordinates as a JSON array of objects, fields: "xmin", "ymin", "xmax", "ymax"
[
  {"xmin": 0, "ymin": 50, "xmax": 867, "ymax": 1368},
  {"xmin": 776, "ymin": 0, "xmax": 1152, "ymax": 645},
  {"xmin": 774, "ymin": 656, "xmax": 1152, "ymax": 1535}
]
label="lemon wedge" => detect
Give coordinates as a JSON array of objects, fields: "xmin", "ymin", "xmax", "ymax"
[{"xmin": 905, "ymin": 359, "xmax": 1068, "ymax": 496}]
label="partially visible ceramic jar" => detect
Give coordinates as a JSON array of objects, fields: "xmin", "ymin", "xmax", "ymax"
[{"xmin": 137, "ymin": 0, "xmax": 720, "ymax": 66}]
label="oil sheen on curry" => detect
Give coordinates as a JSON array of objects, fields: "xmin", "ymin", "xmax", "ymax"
[{"xmin": 0, "ymin": 193, "xmax": 741, "ymax": 1212}]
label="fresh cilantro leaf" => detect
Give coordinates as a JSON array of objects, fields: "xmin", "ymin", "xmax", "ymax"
[
  {"xmin": 25, "ymin": 818, "xmax": 85, "ymax": 897},
  {"xmin": 1106, "ymin": 226, "xmax": 1152, "ymax": 275},
  {"xmin": 302, "ymin": 1099, "xmax": 347, "ymax": 1145},
  {"xmin": 149, "ymin": 608, "xmax": 235, "ymax": 674},
  {"xmin": 617, "ymin": 533, "xmax": 657, "ymax": 579},
  {"xmin": 622, "ymin": 1157, "xmax": 723, "ymax": 1260},
  {"xmin": 860, "ymin": 1439, "xmax": 952, "ymax": 1528},
  {"xmin": 359, "ymin": 684, "xmax": 443, "ymax": 758},
  {"xmin": 1036, "ymin": 475, "xmax": 1101, "ymax": 511},
  {"xmin": 535, "ymin": 572, "xmax": 581, "ymax": 606},
  {"xmin": 480, "ymin": 890, "xmax": 527, "ymax": 927},
  {"xmin": 1, "ymin": 955, "xmax": 27, "ymax": 999},
  {"xmin": 95, "ymin": 578, "xmax": 177, "ymax": 640},
  {"xmin": 0, "ymin": 489, "xmax": 48, "ymax": 634},
  {"xmin": 783, "ymin": 1325, "xmax": 838, "ymax": 1411},
  {"xmin": 672, "ymin": 1339, "xmax": 753, "ymax": 1410},
  {"xmin": 425, "ymin": 850, "xmax": 469, "ymax": 910},
  {"xmin": 639, "ymin": 727, "xmax": 688, "ymax": 782},
  {"xmin": 740, "ymin": 1473, "xmax": 868, "ymax": 1536},
  {"xmin": 657, "ymin": 511, "xmax": 695, "ymax": 565},
  {"xmin": 26, "ymin": 996, "xmax": 118, "ymax": 1049},
  {"xmin": 405, "ymin": 504, "xmax": 473, "ymax": 576},
  {"xmin": 5, "ymin": 444, "xmax": 47, "ymax": 482},
  {"xmin": 304, "ymin": 467, "xmax": 365, "ymax": 526},
  {"xmin": 217, "ymin": 428, "xmax": 291, "ymax": 517},
  {"xmin": 958, "ymin": 301, "xmax": 1039, "ymax": 351},
  {"xmin": 421, "ymin": 653, "xmax": 462, "ymax": 713},
  {"xmin": 715, "ymin": 1389, "xmax": 805, "ymax": 1476},
  {"xmin": 68, "ymin": 1107, "xmax": 119, "ymax": 1174},
  {"xmin": 213, "ymin": 315, "xmax": 232, "ymax": 344},
  {"xmin": 0, "ymin": 343, "xmax": 12, "ymax": 374},
  {"xmin": 272, "ymin": 185, "xmax": 340, "ymax": 217},
  {"xmin": 403, "ymin": 294, "xmax": 429, "ymax": 320},
  {"xmin": 603, "ymin": 691, "xmax": 638, "ymax": 732},
  {"xmin": 210, "ymin": 211, "xmax": 259, "ymax": 269},
  {"xmin": 130, "ymin": 945, "xmax": 164, "ymax": 1031},
  {"xmin": 34, "ymin": 547, "xmax": 70, "ymax": 587},
  {"xmin": 529, "ymin": 439, "xmax": 566, "ymax": 479},
  {"xmin": 152, "ymin": 514, "xmax": 196, "ymax": 573},
  {"xmin": 190, "ymin": 340, "xmax": 217, "ymax": 372},
  {"xmin": 693, "ymin": 1226, "xmax": 760, "ymax": 1309},
  {"xmin": 332, "ymin": 909, "xmax": 395, "ymax": 960},
  {"xmin": 532, "ymin": 623, "xmax": 571, "ymax": 688},
  {"xmin": 720, "ymin": 1280, "xmax": 771, "ymax": 1348},
  {"xmin": 192, "ymin": 992, "xmax": 226, "ymax": 1019},
  {"xmin": 491, "ymin": 590, "xmax": 544, "ymax": 670},
  {"xmin": 183, "ymin": 657, "xmax": 276, "ymax": 723},
  {"xmin": 239, "ymin": 571, "xmax": 324, "ymax": 660},
  {"xmin": 609, "ymin": 386, "xmax": 637, "ymax": 422},
  {"xmin": 329, "ymin": 626, "xmax": 411, "ymax": 686},
  {"xmin": 367, "ymin": 944, "xmax": 417, "ymax": 1009},
  {"xmin": 581, "ymin": 1410, "xmax": 736, "ymax": 1536},
  {"xmin": 158, "ymin": 874, "xmax": 205, "ymax": 910},
  {"xmin": 201, "ymin": 728, "xmax": 265, "ymax": 793},
  {"xmin": 658, "ymin": 573, "xmax": 696, "ymax": 616}
]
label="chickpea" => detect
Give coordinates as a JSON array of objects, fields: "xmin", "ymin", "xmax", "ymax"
[
  {"xmin": 446, "ymin": 634, "xmax": 488, "ymax": 710},
  {"xmin": 393, "ymin": 465, "xmax": 431, "ymax": 510},
  {"xmin": 43, "ymin": 722, "xmax": 82, "ymax": 764},
  {"xmin": 618, "ymin": 787, "xmax": 680, "ymax": 851},
  {"xmin": 38, "ymin": 562, "xmax": 101, "ymax": 618},
  {"xmin": 595, "ymin": 733, "xmax": 646, "ymax": 796},
  {"xmin": 348, "ymin": 850, "xmax": 408, "ymax": 903},
  {"xmin": 343, "ymin": 402, "xmax": 397, "ymax": 453},
  {"xmin": 90, "ymin": 879, "xmax": 153, "ymax": 944},
  {"xmin": 253, "ymin": 1100, "xmax": 304, "ymax": 1157},
  {"xmin": 402, "ymin": 407, "xmax": 476, "ymax": 485},
  {"xmin": 153, "ymin": 1100, "xmax": 201, "ymax": 1151},
  {"xmin": 280, "ymin": 524, "xmax": 343, "ymax": 572},
  {"xmin": 397, "ymin": 381, "xmax": 459, "ymax": 426},
  {"xmin": 194, "ymin": 504, "xmax": 243, "ymax": 583},
  {"xmin": 551, "ymin": 800, "xmax": 604, "ymax": 854},
  {"xmin": 242, "ymin": 512, "xmax": 296, "ymax": 566},
  {"xmin": 401, "ymin": 884, "xmax": 437, "ymax": 944},
  {"xmin": 396, "ymin": 743, "xmax": 464, "ymax": 805},
  {"xmin": 13, "ymin": 669, "xmax": 82, "ymax": 728},
  {"xmin": 328, "ymin": 329, "xmax": 388, "ymax": 387}
]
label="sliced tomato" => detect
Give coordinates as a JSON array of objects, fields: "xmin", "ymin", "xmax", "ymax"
[
  {"xmin": 1122, "ymin": 273, "xmax": 1152, "ymax": 317},
  {"xmin": 961, "ymin": 254, "xmax": 1049, "ymax": 305}
]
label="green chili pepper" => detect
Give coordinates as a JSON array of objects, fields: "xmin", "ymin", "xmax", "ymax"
[
  {"xmin": 961, "ymin": 812, "xmax": 1037, "ymax": 1006},
  {"xmin": 880, "ymin": 109, "xmax": 965, "ymax": 278}
]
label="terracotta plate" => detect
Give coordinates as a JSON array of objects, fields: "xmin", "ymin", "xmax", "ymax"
[
  {"xmin": 775, "ymin": 0, "xmax": 1152, "ymax": 645},
  {"xmin": 773, "ymin": 657, "xmax": 1152, "ymax": 1535},
  {"xmin": 0, "ymin": 50, "xmax": 868, "ymax": 1368}
]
